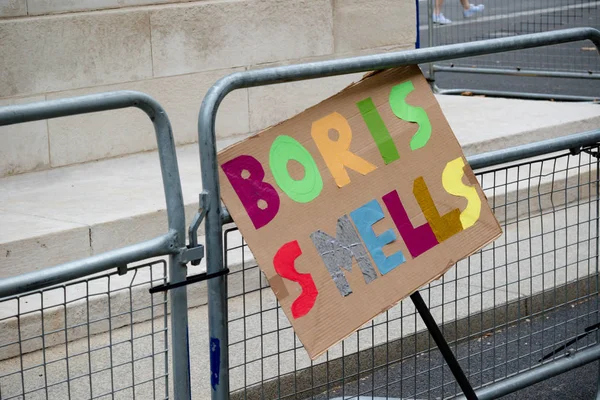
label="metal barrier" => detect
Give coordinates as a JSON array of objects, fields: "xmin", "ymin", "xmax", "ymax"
[
  {"xmin": 0, "ymin": 92, "xmax": 192, "ymax": 400},
  {"xmin": 223, "ymin": 134, "xmax": 600, "ymax": 399},
  {"xmin": 0, "ymin": 260, "xmax": 169, "ymax": 399},
  {"xmin": 198, "ymin": 28, "xmax": 600, "ymax": 399},
  {"xmin": 424, "ymin": 0, "xmax": 600, "ymax": 99}
]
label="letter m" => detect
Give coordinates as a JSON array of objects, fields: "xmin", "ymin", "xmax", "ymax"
[{"xmin": 310, "ymin": 215, "xmax": 378, "ymax": 297}]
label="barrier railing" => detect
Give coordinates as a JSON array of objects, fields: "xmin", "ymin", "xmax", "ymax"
[
  {"xmin": 0, "ymin": 92, "xmax": 192, "ymax": 400},
  {"xmin": 198, "ymin": 28, "xmax": 600, "ymax": 400},
  {"xmin": 223, "ymin": 130, "xmax": 600, "ymax": 399}
]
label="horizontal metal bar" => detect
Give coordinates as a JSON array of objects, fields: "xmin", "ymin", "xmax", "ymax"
[
  {"xmin": 435, "ymin": 86, "xmax": 600, "ymax": 102},
  {"xmin": 467, "ymin": 129, "xmax": 600, "ymax": 171},
  {"xmin": 433, "ymin": 65, "xmax": 600, "ymax": 79},
  {"xmin": 0, "ymin": 232, "xmax": 177, "ymax": 298},
  {"xmin": 0, "ymin": 90, "xmax": 186, "ymax": 245},
  {"xmin": 0, "ymin": 91, "xmax": 157, "ymax": 126},
  {"xmin": 455, "ymin": 344, "xmax": 600, "ymax": 400},
  {"xmin": 202, "ymin": 28, "xmax": 599, "ymax": 98}
]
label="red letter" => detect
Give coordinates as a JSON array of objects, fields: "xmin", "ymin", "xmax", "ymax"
[
  {"xmin": 273, "ymin": 240, "xmax": 318, "ymax": 319},
  {"xmin": 221, "ymin": 155, "xmax": 280, "ymax": 229}
]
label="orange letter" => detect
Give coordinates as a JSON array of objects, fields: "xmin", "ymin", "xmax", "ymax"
[{"xmin": 311, "ymin": 112, "xmax": 377, "ymax": 188}]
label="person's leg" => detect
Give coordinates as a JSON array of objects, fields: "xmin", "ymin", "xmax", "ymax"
[
  {"xmin": 462, "ymin": 0, "xmax": 484, "ymax": 17},
  {"xmin": 435, "ymin": 0, "xmax": 445, "ymax": 15},
  {"xmin": 433, "ymin": 0, "xmax": 452, "ymax": 24}
]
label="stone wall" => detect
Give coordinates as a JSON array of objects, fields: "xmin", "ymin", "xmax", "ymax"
[{"xmin": 0, "ymin": 0, "xmax": 417, "ymax": 177}]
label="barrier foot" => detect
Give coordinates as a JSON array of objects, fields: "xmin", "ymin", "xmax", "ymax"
[{"xmin": 410, "ymin": 291, "xmax": 478, "ymax": 400}]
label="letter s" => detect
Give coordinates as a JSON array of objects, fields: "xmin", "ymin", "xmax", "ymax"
[
  {"xmin": 273, "ymin": 240, "xmax": 318, "ymax": 319},
  {"xmin": 389, "ymin": 80, "xmax": 432, "ymax": 150},
  {"xmin": 442, "ymin": 157, "xmax": 481, "ymax": 229}
]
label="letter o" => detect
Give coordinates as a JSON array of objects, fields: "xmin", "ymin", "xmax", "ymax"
[{"xmin": 269, "ymin": 135, "xmax": 323, "ymax": 203}]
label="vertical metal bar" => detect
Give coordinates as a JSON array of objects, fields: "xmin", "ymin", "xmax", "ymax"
[
  {"xmin": 595, "ymin": 152, "xmax": 600, "ymax": 400},
  {"xmin": 596, "ymin": 338, "xmax": 600, "ymax": 400},
  {"xmin": 427, "ymin": 0, "xmax": 435, "ymax": 80},
  {"xmin": 40, "ymin": 293, "xmax": 50, "ymax": 399},
  {"xmin": 410, "ymin": 291, "xmax": 478, "ymax": 400},
  {"xmin": 168, "ymin": 253, "xmax": 191, "ymax": 400},
  {"xmin": 107, "ymin": 278, "xmax": 116, "ymax": 398},
  {"xmin": 86, "ymin": 282, "xmax": 94, "ymax": 397},
  {"xmin": 162, "ymin": 262, "xmax": 170, "ymax": 400},
  {"xmin": 128, "ymin": 277, "xmax": 137, "ymax": 400},
  {"xmin": 63, "ymin": 288, "xmax": 72, "ymax": 399},
  {"xmin": 415, "ymin": 0, "xmax": 420, "ymax": 49},
  {"xmin": 199, "ymin": 90, "xmax": 230, "ymax": 400},
  {"xmin": 150, "ymin": 265, "xmax": 157, "ymax": 400},
  {"xmin": 150, "ymin": 97, "xmax": 191, "ymax": 400}
]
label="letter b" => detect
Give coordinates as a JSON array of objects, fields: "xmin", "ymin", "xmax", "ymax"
[{"xmin": 221, "ymin": 155, "xmax": 280, "ymax": 229}]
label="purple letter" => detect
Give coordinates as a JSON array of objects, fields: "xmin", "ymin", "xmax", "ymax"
[
  {"xmin": 382, "ymin": 190, "xmax": 438, "ymax": 258},
  {"xmin": 221, "ymin": 155, "xmax": 280, "ymax": 229}
]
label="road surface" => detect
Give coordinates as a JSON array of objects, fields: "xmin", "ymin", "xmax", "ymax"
[{"xmin": 417, "ymin": 0, "xmax": 600, "ymax": 99}]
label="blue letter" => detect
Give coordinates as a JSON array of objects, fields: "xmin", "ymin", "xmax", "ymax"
[{"xmin": 350, "ymin": 199, "xmax": 406, "ymax": 275}]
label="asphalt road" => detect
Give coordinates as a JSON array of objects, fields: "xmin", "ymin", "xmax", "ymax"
[
  {"xmin": 416, "ymin": 0, "xmax": 600, "ymax": 99},
  {"xmin": 309, "ymin": 296, "xmax": 600, "ymax": 399}
]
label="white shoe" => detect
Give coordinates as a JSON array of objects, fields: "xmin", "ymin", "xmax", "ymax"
[
  {"xmin": 432, "ymin": 13, "xmax": 452, "ymax": 25},
  {"xmin": 463, "ymin": 4, "xmax": 485, "ymax": 18}
]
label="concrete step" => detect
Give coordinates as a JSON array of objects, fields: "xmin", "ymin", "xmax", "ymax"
[{"xmin": 1, "ymin": 94, "xmax": 599, "ymax": 279}]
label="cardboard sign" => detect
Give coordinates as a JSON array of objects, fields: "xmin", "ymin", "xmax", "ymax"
[{"xmin": 218, "ymin": 66, "xmax": 502, "ymax": 359}]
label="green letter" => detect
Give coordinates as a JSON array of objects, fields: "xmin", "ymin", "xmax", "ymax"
[
  {"xmin": 269, "ymin": 135, "xmax": 323, "ymax": 203},
  {"xmin": 389, "ymin": 81, "xmax": 432, "ymax": 150},
  {"xmin": 357, "ymin": 97, "xmax": 400, "ymax": 164}
]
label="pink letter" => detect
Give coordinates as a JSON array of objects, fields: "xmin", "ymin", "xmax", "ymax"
[
  {"xmin": 382, "ymin": 190, "xmax": 438, "ymax": 258},
  {"xmin": 221, "ymin": 155, "xmax": 280, "ymax": 229}
]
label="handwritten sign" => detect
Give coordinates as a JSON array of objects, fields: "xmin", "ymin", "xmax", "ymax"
[{"xmin": 218, "ymin": 66, "xmax": 502, "ymax": 359}]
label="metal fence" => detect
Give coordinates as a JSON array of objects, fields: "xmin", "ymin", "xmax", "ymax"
[
  {"xmin": 424, "ymin": 0, "xmax": 600, "ymax": 98},
  {"xmin": 0, "ymin": 91, "xmax": 193, "ymax": 400},
  {"xmin": 224, "ymin": 142, "xmax": 600, "ymax": 399},
  {"xmin": 0, "ymin": 260, "xmax": 169, "ymax": 399},
  {"xmin": 199, "ymin": 28, "xmax": 600, "ymax": 400},
  {"xmin": 0, "ymin": 28, "xmax": 599, "ymax": 400}
]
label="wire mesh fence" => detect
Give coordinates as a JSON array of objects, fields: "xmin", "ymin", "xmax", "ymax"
[
  {"xmin": 427, "ymin": 0, "xmax": 600, "ymax": 76},
  {"xmin": 0, "ymin": 260, "xmax": 170, "ymax": 400},
  {"xmin": 224, "ymin": 146, "xmax": 600, "ymax": 399}
]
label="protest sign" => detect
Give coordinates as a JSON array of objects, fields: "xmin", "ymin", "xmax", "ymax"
[{"xmin": 218, "ymin": 65, "xmax": 502, "ymax": 359}]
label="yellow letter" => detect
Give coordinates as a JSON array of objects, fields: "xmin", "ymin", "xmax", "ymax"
[
  {"xmin": 311, "ymin": 112, "xmax": 377, "ymax": 188},
  {"xmin": 442, "ymin": 157, "xmax": 481, "ymax": 229}
]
